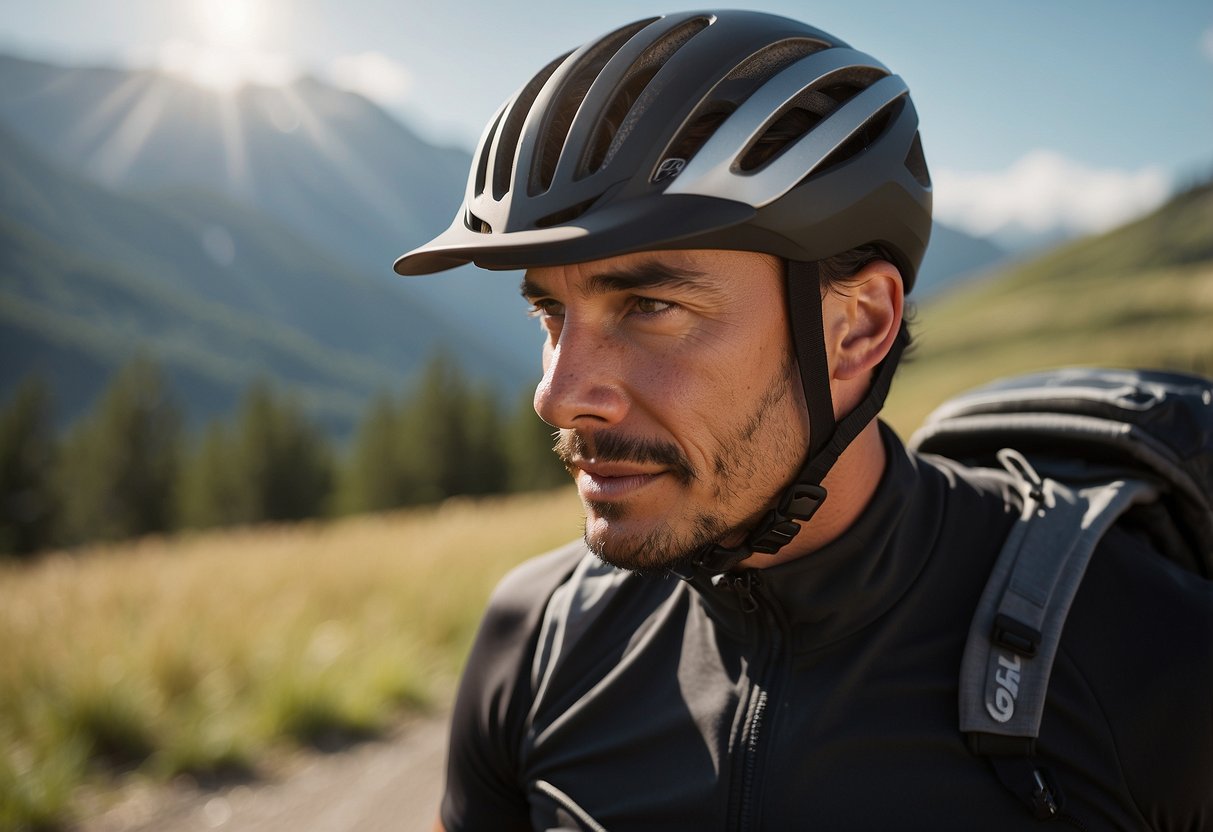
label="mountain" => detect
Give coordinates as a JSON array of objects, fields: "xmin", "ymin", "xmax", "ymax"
[
  {"xmin": 915, "ymin": 223, "xmax": 1007, "ymax": 298},
  {"xmin": 0, "ymin": 122, "xmax": 529, "ymax": 436},
  {"xmin": 0, "ymin": 55, "xmax": 460, "ymax": 264},
  {"xmin": 884, "ymin": 179, "xmax": 1213, "ymax": 434},
  {"xmin": 0, "ymin": 53, "xmax": 539, "ymax": 376}
]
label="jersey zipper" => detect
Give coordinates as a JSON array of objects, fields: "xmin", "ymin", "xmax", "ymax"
[{"xmin": 726, "ymin": 571, "xmax": 785, "ymax": 831}]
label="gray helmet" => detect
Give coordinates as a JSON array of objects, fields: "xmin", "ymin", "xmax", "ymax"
[
  {"xmin": 394, "ymin": 9, "xmax": 931, "ymax": 287},
  {"xmin": 396, "ymin": 10, "xmax": 932, "ymax": 571}
]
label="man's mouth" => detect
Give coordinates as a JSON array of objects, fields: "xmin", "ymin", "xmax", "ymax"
[{"xmin": 572, "ymin": 460, "xmax": 666, "ymax": 500}]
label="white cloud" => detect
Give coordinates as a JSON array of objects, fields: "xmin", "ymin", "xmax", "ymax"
[
  {"xmin": 933, "ymin": 151, "xmax": 1171, "ymax": 238},
  {"xmin": 1202, "ymin": 26, "xmax": 1213, "ymax": 62},
  {"xmin": 325, "ymin": 52, "xmax": 413, "ymax": 107}
]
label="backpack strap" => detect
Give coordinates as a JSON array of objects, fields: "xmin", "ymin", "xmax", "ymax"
[{"xmin": 960, "ymin": 449, "xmax": 1158, "ymax": 819}]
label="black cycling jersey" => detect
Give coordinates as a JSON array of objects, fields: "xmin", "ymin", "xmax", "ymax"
[{"xmin": 440, "ymin": 425, "xmax": 1213, "ymax": 831}]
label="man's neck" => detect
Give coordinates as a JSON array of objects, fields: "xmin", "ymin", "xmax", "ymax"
[{"xmin": 738, "ymin": 419, "xmax": 889, "ymax": 570}]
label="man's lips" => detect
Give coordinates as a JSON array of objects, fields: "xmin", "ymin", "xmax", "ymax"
[{"xmin": 572, "ymin": 460, "xmax": 666, "ymax": 500}]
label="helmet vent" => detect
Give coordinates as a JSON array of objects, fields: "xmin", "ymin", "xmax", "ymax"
[
  {"xmin": 742, "ymin": 69, "xmax": 889, "ymax": 174},
  {"xmin": 811, "ymin": 96, "xmax": 898, "ymax": 177},
  {"xmin": 492, "ymin": 53, "xmax": 567, "ymax": 200},
  {"xmin": 533, "ymin": 18, "xmax": 658, "ymax": 195},
  {"xmin": 534, "ymin": 195, "xmax": 602, "ymax": 229},
  {"xmin": 738, "ymin": 107, "xmax": 824, "ymax": 171},
  {"xmin": 904, "ymin": 131, "xmax": 931, "ymax": 187},
  {"xmin": 474, "ymin": 106, "xmax": 507, "ymax": 197},
  {"xmin": 662, "ymin": 38, "xmax": 828, "ymax": 175},
  {"xmin": 464, "ymin": 209, "xmax": 492, "ymax": 234},
  {"xmin": 583, "ymin": 16, "xmax": 711, "ymax": 175},
  {"xmin": 663, "ymin": 105, "xmax": 735, "ymax": 168},
  {"xmin": 724, "ymin": 37, "xmax": 830, "ymax": 82}
]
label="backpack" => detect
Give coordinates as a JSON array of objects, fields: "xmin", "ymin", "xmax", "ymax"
[{"xmin": 907, "ymin": 367, "xmax": 1213, "ymax": 822}]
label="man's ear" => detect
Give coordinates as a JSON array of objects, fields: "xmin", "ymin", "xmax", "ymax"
[{"xmin": 822, "ymin": 259, "xmax": 904, "ymax": 382}]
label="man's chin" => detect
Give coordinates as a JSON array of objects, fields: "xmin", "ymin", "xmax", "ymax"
[
  {"xmin": 582, "ymin": 509, "xmax": 725, "ymax": 577},
  {"xmin": 584, "ymin": 516, "xmax": 671, "ymax": 575}
]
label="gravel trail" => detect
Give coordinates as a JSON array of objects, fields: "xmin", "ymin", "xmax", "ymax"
[{"xmin": 80, "ymin": 713, "xmax": 449, "ymax": 832}]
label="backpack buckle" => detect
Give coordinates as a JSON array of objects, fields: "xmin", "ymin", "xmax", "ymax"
[{"xmin": 993, "ymin": 613, "xmax": 1040, "ymax": 657}]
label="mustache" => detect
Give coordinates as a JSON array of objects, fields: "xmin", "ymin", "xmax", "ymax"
[{"xmin": 554, "ymin": 430, "xmax": 696, "ymax": 485}]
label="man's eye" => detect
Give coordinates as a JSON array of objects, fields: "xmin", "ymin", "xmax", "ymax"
[
  {"xmin": 528, "ymin": 299, "xmax": 565, "ymax": 318},
  {"xmin": 634, "ymin": 297, "xmax": 674, "ymax": 315}
]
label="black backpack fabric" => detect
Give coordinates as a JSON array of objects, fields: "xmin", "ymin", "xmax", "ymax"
[{"xmin": 908, "ymin": 367, "xmax": 1213, "ymax": 821}]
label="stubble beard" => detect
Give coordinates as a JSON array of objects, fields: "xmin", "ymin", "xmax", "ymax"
[{"xmin": 554, "ymin": 357, "xmax": 804, "ymax": 576}]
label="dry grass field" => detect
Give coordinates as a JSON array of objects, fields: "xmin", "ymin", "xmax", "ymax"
[{"xmin": 0, "ymin": 488, "xmax": 584, "ymax": 830}]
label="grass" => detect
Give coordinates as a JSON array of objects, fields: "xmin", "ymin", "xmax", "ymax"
[{"xmin": 0, "ymin": 487, "xmax": 585, "ymax": 830}]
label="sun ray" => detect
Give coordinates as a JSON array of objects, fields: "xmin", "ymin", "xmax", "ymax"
[
  {"xmin": 15, "ymin": 64, "xmax": 151, "ymax": 166},
  {"xmin": 276, "ymin": 83, "xmax": 420, "ymax": 232},
  {"xmin": 86, "ymin": 75, "xmax": 169, "ymax": 187},
  {"xmin": 62, "ymin": 72, "xmax": 150, "ymax": 161},
  {"xmin": 218, "ymin": 91, "xmax": 250, "ymax": 196}
]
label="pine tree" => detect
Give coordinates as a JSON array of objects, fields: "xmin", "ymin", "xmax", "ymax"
[
  {"xmin": 398, "ymin": 352, "xmax": 472, "ymax": 503},
  {"xmin": 58, "ymin": 358, "xmax": 182, "ymax": 545},
  {"xmin": 339, "ymin": 391, "xmax": 416, "ymax": 514},
  {"xmin": 178, "ymin": 420, "xmax": 245, "ymax": 529},
  {"xmin": 463, "ymin": 384, "xmax": 509, "ymax": 496},
  {"xmin": 504, "ymin": 390, "xmax": 569, "ymax": 493},
  {"xmin": 234, "ymin": 380, "xmax": 334, "ymax": 523},
  {"xmin": 0, "ymin": 378, "xmax": 60, "ymax": 556}
]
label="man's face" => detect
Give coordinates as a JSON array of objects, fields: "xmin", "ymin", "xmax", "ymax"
[{"xmin": 523, "ymin": 249, "xmax": 808, "ymax": 574}]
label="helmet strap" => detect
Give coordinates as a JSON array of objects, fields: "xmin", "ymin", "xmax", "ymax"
[
  {"xmin": 690, "ymin": 259, "xmax": 906, "ymax": 574},
  {"xmin": 788, "ymin": 259, "xmax": 837, "ymax": 462}
]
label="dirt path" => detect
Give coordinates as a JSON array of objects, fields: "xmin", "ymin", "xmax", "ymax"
[{"xmin": 80, "ymin": 713, "xmax": 449, "ymax": 832}]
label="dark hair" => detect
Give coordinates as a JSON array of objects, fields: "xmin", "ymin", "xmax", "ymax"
[
  {"xmin": 813, "ymin": 243, "xmax": 915, "ymax": 355},
  {"xmin": 817, "ymin": 243, "xmax": 896, "ymax": 292}
]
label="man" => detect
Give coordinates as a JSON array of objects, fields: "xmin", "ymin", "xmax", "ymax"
[{"xmin": 395, "ymin": 10, "xmax": 1212, "ymax": 830}]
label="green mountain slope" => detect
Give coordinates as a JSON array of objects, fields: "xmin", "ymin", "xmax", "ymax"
[
  {"xmin": 0, "ymin": 54, "xmax": 541, "ymax": 373},
  {"xmin": 0, "ymin": 219, "xmax": 386, "ymax": 432},
  {"xmin": 884, "ymin": 181, "xmax": 1213, "ymax": 434},
  {"xmin": 0, "ymin": 124, "xmax": 532, "ymax": 435}
]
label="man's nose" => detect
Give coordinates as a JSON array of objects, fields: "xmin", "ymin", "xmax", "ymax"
[{"xmin": 533, "ymin": 321, "xmax": 628, "ymax": 430}]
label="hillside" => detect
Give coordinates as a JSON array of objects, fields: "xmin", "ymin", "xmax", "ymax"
[
  {"xmin": 0, "ymin": 54, "xmax": 539, "ymax": 377},
  {"xmin": 883, "ymin": 181, "xmax": 1213, "ymax": 434},
  {"xmin": 914, "ymin": 222, "xmax": 1008, "ymax": 299},
  {"xmin": 0, "ymin": 124, "xmax": 531, "ymax": 435}
]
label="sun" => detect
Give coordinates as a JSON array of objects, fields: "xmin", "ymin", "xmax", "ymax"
[
  {"xmin": 197, "ymin": 0, "xmax": 263, "ymax": 51},
  {"xmin": 155, "ymin": 0, "xmax": 293, "ymax": 91}
]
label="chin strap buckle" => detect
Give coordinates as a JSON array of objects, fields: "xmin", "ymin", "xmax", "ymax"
[
  {"xmin": 747, "ymin": 483, "xmax": 828, "ymax": 555},
  {"xmin": 688, "ymin": 483, "xmax": 829, "ymax": 572},
  {"xmin": 782, "ymin": 483, "xmax": 828, "ymax": 521}
]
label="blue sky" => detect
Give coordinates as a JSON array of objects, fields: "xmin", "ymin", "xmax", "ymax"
[{"xmin": 2, "ymin": 0, "xmax": 1210, "ymax": 238}]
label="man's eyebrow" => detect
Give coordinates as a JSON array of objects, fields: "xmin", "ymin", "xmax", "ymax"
[
  {"xmin": 519, "ymin": 276, "xmax": 548, "ymax": 301},
  {"xmin": 520, "ymin": 261, "xmax": 711, "ymax": 301}
]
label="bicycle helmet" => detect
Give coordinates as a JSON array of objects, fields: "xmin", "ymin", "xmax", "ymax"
[{"xmin": 395, "ymin": 9, "xmax": 932, "ymax": 571}]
